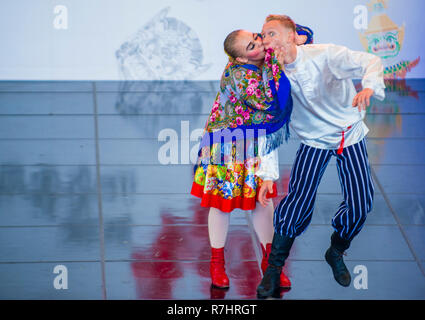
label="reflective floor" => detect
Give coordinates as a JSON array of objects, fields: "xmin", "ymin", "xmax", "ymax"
[{"xmin": 0, "ymin": 79, "xmax": 424, "ymax": 299}]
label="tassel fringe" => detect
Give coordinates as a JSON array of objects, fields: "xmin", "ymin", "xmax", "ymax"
[{"xmin": 261, "ymin": 122, "xmax": 291, "ymax": 156}]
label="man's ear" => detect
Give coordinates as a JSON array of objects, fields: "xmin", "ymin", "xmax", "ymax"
[
  {"xmin": 288, "ymin": 30, "xmax": 296, "ymax": 44},
  {"xmin": 236, "ymin": 57, "xmax": 248, "ymax": 64}
]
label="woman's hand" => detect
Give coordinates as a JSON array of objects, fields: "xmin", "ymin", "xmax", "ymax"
[
  {"xmin": 296, "ymin": 33, "xmax": 308, "ymax": 45},
  {"xmin": 258, "ymin": 180, "xmax": 274, "ymax": 207}
]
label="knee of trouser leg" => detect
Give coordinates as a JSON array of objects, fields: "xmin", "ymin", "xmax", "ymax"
[{"xmin": 354, "ymin": 192, "xmax": 374, "ymax": 215}]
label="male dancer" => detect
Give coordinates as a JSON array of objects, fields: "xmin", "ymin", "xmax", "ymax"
[{"xmin": 256, "ymin": 14, "xmax": 385, "ymax": 298}]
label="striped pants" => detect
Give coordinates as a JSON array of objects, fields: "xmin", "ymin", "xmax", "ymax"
[{"xmin": 274, "ymin": 139, "xmax": 374, "ymax": 242}]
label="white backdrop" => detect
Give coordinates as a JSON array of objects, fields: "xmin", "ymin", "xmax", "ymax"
[{"xmin": 0, "ymin": 0, "xmax": 424, "ymax": 80}]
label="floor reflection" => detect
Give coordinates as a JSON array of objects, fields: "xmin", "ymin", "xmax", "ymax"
[{"xmin": 0, "ymin": 79, "xmax": 424, "ymax": 299}]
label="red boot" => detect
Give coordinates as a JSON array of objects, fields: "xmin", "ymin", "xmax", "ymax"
[
  {"xmin": 261, "ymin": 243, "xmax": 291, "ymax": 289},
  {"xmin": 210, "ymin": 247, "xmax": 229, "ymax": 289}
]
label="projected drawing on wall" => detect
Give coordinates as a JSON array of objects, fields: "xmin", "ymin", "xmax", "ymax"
[
  {"xmin": 357, "ymin": 0, "xmax": 421, "ymax": 165},
  {"xmin": 359, "ymin": 0, "xmax": 420, "ymax": 79},
  {"xmin": 115, "ymin": 7, "xmax": 211, "ymax": 80}
]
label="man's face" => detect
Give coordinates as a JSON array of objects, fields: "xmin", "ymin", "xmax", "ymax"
[{"xmin": 261, "ymin": 20, "xmax": 294, "ymax": 50}]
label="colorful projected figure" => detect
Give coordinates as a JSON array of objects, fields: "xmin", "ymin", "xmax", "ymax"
[{"xmin": 359, "ymin": 0, "xmax": 420, "ymax": 79}]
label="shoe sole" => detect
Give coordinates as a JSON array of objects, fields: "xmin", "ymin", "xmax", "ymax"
[
  {"xmin": 262, "ymin": 271, "xmax": 291, "ymax": 289},
  {"xmin": 257, "ymin": 288, "xmax": 283, "ymax": 299},
  {"xmin": 211, "ymin": 283, "xmax": 229, "ymax": 290}
]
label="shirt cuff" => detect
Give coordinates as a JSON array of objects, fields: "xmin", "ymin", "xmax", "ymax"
[
  {"xmin": 364, "ymin": 83, "xmax": 386, "ymax": 101},
  {"xmin": 257, "ymin": 137, "xmax": 279, "ymax": 181}
]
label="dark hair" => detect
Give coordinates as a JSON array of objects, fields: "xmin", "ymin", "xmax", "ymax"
[
  {"xmin": 223, "ymin": 29, "xmax": 243, "ymax": 60},
  {"xmin": 265, "ymin": 14, "xmax": 296, "ymax": 32}
]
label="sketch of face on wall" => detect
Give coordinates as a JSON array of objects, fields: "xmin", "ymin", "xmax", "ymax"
[
  {"xmin": 115, "ymin": 7, "xmax": 211, "ymax": 81},
  {"xmin": 113, "ymin": 7, "xmax": 213, "ymax": 140}
]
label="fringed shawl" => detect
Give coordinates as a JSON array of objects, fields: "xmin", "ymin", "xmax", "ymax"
[{"xmin": 196, "ymin": 49, "xmax": 293, "ymax": 166}]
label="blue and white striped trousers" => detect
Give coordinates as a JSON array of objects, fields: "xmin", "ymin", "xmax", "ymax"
[{"xmin": 274, "ymin": 139, "xmax": 374, "ymax": 242}]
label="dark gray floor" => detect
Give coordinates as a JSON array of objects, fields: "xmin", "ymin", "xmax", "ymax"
[{"xmin": 0, "ymin": 80, "xmax": 424, "ymax": 299}]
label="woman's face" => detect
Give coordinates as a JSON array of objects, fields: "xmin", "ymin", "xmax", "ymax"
[{"xmin": 234, "ymin": 30, "xmax": 265, "ymax": 63}]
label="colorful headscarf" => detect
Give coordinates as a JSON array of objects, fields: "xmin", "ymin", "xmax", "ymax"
[{"xmin": 196, "ymin": 48, "xmax": 292, "ymax": 167}]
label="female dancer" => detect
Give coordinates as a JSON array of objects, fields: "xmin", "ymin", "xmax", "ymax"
[{"xmin": 191, "ymin": 25, "xmax": 313, "ymax": 290}]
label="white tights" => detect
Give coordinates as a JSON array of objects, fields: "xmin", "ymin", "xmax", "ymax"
[{"xmin": 208, "ymin": 201, "xmax": 275, "ymax": 249}]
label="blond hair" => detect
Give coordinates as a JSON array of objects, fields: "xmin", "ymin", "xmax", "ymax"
[
  {"xmin": 265, "ymin": 14, "xmax": 296, "ymax": 32},
  {"xmin": 223, "ymin": 29, "xmax": 243, "ymax": 64}
]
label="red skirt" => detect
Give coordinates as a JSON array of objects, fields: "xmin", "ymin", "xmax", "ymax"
[{"xmin": 190, "ymin": 180, "xmax": 278, "ymax": 213}]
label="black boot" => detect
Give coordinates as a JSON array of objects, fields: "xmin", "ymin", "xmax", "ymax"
[
  {"xmin": 257, "ymin": 232, "xmax": 294, "ymax": 299},
  {"xmin": 325, "ymin": 232, "xmax": 351, "ymax": 287}
]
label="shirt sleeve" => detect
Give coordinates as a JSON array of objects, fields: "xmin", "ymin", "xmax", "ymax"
[
  {"xmin": 326, "ymin": 44, "xmax": 386, "ymax": 101},
  {"xmin": 256, "ymin": 134, "xmax": 279, "ymax": 181}
]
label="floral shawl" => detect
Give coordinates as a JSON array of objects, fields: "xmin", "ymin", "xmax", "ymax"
[{"xmin": 196, "ymin": 48, "xmax": 292, "ymax": 166}]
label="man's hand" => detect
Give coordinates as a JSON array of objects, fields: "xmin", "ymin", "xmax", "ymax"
[
  {"xmin": 352, "ymin": 88, "xmax": 374, "ymax": 112},
  {"xmin": 273, "ymin": 46, "xmax": 286, "ymax": 66},
  {"xmin": 258, "ymin": 180, "xmax": 274, "ymax": 207}
]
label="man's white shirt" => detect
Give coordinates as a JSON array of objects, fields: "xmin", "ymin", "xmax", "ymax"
[{"xmin": 284, "ymin": 44, "xmax": 386, "ymax": 150}]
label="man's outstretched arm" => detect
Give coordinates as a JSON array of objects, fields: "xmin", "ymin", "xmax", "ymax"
[{"xmin": 326, "ymin": 44, "xmax": 386, "ymax": 111}]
